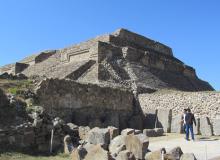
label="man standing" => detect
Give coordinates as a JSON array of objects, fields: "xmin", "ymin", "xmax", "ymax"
[{"xmin": 185, "ymin": 108, "xmax": 196, "ymax": 141}]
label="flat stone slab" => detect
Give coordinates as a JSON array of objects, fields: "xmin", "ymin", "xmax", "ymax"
[
  {"xmin": 156, "ymin": 109, "xmax": 172, "ymax": 133},
  {"xmin": 213, "ymin": 119, "xmax": 220, "ymax": 136},
  {"xmin": 200, "ymin": 117, "xmax": 213, "ymax": 136},
  {"xmin": 171, "ymin": 114, "xmax": 183, "ymax": 133}
]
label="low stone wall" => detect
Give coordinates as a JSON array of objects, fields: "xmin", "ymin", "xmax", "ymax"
[
  {"xmin": 36, "ymin": 79, "xmax": 135, "ymax": 130},
  {"xmin": 139, "ymin": 90, "xmax": 220, "ymax": 119},
  {"xmin": 0, "ymin": 124, "xmax": 35, "ymax": 149}
]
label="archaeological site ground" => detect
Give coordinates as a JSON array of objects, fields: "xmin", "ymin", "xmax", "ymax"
[{"xmin": 0, "ymin": 29, "xmax": 220, "ymax": 160}]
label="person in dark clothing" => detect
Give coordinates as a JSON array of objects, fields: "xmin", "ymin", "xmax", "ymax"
[{"xmin": 185, "ymin": 108, "xmax": 196, "ymax": 141}]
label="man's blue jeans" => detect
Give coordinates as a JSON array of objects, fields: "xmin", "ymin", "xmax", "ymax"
[{"xmin": 185, "ymin": 124, "xmax": 194, "ymax": 140}]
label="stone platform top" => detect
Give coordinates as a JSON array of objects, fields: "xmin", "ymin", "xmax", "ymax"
[{"xmin": 0, "ymin": 28, "xmax": 214, "ymax": 92}]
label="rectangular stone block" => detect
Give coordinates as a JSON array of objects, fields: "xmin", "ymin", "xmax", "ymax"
[
  {"xmin": 193, "ymin": 118, "xmax": 200, "ymax": 135},
  {"xmin": 213, "ymin": 119, "xmax": 220, "ymax": 136},
  {"xmin": 156, "ymin": 109, "xmax": 172, "ymax": 133},
  {"xmin": 125, "ymin": 134, "xmax": 149, "ymax": 159},
  {"xmin": 171, "ymin": 114, "xmax": 183, "ymax": 133},
  {"xmin": 200, "ymin": 117, "xmax": 213, "ymax": 136}
]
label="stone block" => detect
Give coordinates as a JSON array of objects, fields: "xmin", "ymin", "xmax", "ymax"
[
  {"xmin": 64, "ymin": 135, "xmax": 73, "ymax": 154},
  {"xmin": 84, "ymin": 144, "xmax": 112, "ymax": 160},
  {"xmin": 168, "ymin": 146, "xmax": 183, "ymax": 160},
  {"xmin": 145, "ymin": 148, "xmax": 166, "ymax": 160},
  {"xmin": 71, "ymin": 149, "xmax": 82, "ymax": 160},
  {"xmin": 154, "ymin": 128, "xmax": 164, "ymax": 136},
  {"xmin": 143, "ymin": 129, "xmax": 157, "ymax": 137},
  {"xmin": 116, "ymin": 150, "xmax": 135, "ymax": 160},
  {"xmin": 213, "ymin": 119, "xmax": 220, "ymax": 136},
  {"xmin": 156, "ymin": 109, "xmax": 172, "ymax": 133},
  {"xmin": 180, "ymin": 153, "xmax": 197, "ymax": 160},
  {"xmin": 109, "ymin": 135, "xmax": 126, "ymax": 158},
  {"xmin": 200, "ymin": 117, "xmax": 213, "ymax": 136},
  {"xmin": 143, "ymin": 128, "xmax": 164, "ymax": 137},
  {"xmin": 87, "ymin": 127, "xmax": 110, "ymax": 149},
  {"xmin": 193, "ymin": 118, "xmax": 200, "ymax": 135},
  {"xmin": 121, "ymin": 128, "xmax": 135, "ymax": 136},
  {"xmin": 171, "ymin": 114, "xmax": 183, "ymax": 133},
  {"xmin": 78, "ymin": 126, "xmax": 90, "ymax": 140},
  {"xmin": 134, "ymin": 129, "xmax": 142, "ymax": 135},
  {"xmin": 125, "ymin": 133, "xmax": 149, "ymax": 159},
  {"xmin": 108, "ymin": 126, "xmax": 119, "ymax": 140}
]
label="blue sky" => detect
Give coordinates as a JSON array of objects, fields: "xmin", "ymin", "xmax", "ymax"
[{"xmin": 0, "ymin": 0, "xmax": 219, "ymax": 90}]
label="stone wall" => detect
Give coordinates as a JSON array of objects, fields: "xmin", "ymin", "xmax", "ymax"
[
  {"xmin": 139, "ymin": 90, "xmax": 220, "ymax": 119},
  {"xmin": 36, "ymin": 79, "xmax": 135, "ymax": 129},
  {"xmin": 60, "ymin": 35, "xmax": 109, "ymax": 63}
]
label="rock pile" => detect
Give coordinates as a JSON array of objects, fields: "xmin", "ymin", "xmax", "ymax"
[{"xmin": 0, "ymin": 72, "xmax": 27, "ymax": 80}]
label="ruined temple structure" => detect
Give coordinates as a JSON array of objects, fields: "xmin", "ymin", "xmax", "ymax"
[{"xmin": 0, "ymin": 29, "xmax": 214, "ymax": 130}]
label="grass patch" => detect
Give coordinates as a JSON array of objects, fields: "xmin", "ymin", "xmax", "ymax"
[{"xmin": 0, "ymin": 152, "xmax": 70, "ymax": 160}]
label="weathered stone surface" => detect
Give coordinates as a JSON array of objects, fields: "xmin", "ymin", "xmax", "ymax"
[
  {"xmin": 87, "ymin": 127, "xmax": 110, "ymax": 149},
  {"xmin": 168, "ymin": 147, "xmax": 183, "ymax": 160},
  {"xmin": 143, "ymin": 129, "xmax": 157, "ymax": 137},
  {"xmin": 145, "ymin": 148, "xmax": 166, "ymax": 160},
  {"xmin": 134, "ymin": 129, "xmax": 142, "ymax": 135},
  {"xmin": 143, "ymin": 128, "xmax": 164, "ymax": 137},
  {"xmin": 84, "ymin": 144, "xmax": 112, "ymax": 160},
  {"xmin": 64, "ymin": 135, "xmax": 73, "ymax": 154},
  {"xmin": 156, "ymin": 109, "xmax": 172, "ymax": 133},
  {"xmin": 71, "ymin": 149, "xmax": 81, "ymax": 160},
  {"xmin": 200, "ymin": 117, "xmax": 213, "ymax": 136},
  {"xmin": 116, "ymin": 150, "xmax": 135, "ymax": 160},
  {"xmin": 71, "ymin": 145, "xmax": 89, "ymax": 160},
  {"xmin": 109, "ymin": 135, "xmax": 126, "ymax": 158},
  {"xmin": 180, "ymin": 153, "xmax": 197, "ymax": 160},
  {"xmin": 79, "ymin": 126, "xmax": 90, "ymax": 140},
  {"xmin": 193, "ymin": 118, "xmax": 200, "ymax": 135},
  {"xmin": 154, "ymin": 128, "xmax": 164, "ymax": 136},
  {"xmin": 171, "ymin": 115, "xmax": 183, "ymax": 133},
  {"xmin": 139, "ymin": 91, "xmax": 220, "ymax": 120},
  {"xmin": 125, "ymin": 133, "xmax": 149, "ymax": 159},
  {"xmin": 213, "ymin": 119, "xmax": 220, "ymax": 136},
  {"xmin": 108, "ymin": 126, "xmax": 119, "ymax": 140},
  {"xmin": 37, "ymin": 79, "xmax": 134, "ymax": 127},
  {"xmin": 121, "ymin": 128, "xmax": 135, "ymax": 136}
]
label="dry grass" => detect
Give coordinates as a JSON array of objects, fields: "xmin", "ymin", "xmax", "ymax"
[{"xmin": 0, "ymin": 152, "xmax": 70, "ymax": 160}]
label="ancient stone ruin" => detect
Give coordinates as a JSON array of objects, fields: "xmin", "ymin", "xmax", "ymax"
[{"xmin": 0, "ymin": 28, "xmax": 219, "ymax": 159}]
